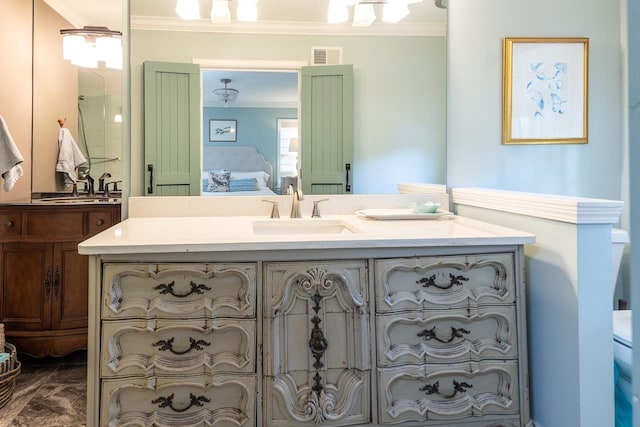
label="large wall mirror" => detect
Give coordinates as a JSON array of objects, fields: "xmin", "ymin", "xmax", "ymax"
[
  {"xmin": 32, "ymin": 0, "xmax": 122, "ymax": 198},
  {"xmin": 130, "ymin": 0, "xmax": 447, "ymax": 196}
]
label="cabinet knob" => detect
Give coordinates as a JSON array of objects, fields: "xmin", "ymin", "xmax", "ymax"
[
  {"xmin": 96, "ymin": 219, "xmax": 104, "ymax": 226},
  {"xmin": 5, "ymin": 221, "xmax": 13, "ymax": 228}
]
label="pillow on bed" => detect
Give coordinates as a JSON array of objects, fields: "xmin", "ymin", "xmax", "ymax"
[
  {"xmin": 206, "ymin": 170, "xmax": 230, "ymax": 192},
  {"xmin": 229, "ymin": 171, "xmax": 270, "ymax": 190},
  {"xmin": 229, "ymin": 178, "xmax": 257, "ymax": 192}
]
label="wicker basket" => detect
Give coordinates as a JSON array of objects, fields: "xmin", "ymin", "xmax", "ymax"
[{"xmin": 0, "ymin": 343, "xmax": 21, "ymax": 410}]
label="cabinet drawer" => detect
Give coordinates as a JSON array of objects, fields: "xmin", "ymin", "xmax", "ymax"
[
  {"xmin": 87, "ymin": 209, "xmax": 116, "ymax": 235},
  {"xmin": 24, "ymin": 210, "xmax": 85, "ymax": 238},
  {"xmin": 377, "ymin": 361, "xmax": 520, "ymax": 424},
  {"xmin": 101, "ymin": 318, "xmax": 256, "ymax": 377},
  {"xmin": 102, "ymin": 263, "xmax": 256, "ymax": 319},
  {"xmin": 376, "ymin": 305, "xmax": 517, "ymax": 366},
  {"xmin": 375, "ymin": 253, "xmax": 516, "ymax": 312},
  {"xmin": 101, "ymin": 373, "xmax": 256, "ymax": 427},
  {"xmin": 0, "ymin": 212, "xmax": 22, "ymax": 238}
]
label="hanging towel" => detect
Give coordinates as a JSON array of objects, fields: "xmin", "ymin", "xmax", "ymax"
[
  {"xmin": 56, "ymin": 127, "xmax": 87, "ymax": 184},
  {"xmin": 0, "ymin": 115, "xmax": 24, "ymax": 192}
]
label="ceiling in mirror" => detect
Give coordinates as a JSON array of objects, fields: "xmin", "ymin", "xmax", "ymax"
[{"xmin": 203, "ymin": 70, "xmax": 298, "ymax": 108}]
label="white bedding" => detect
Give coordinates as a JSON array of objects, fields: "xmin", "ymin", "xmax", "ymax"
[{"xmin": 203, "ymin": 188, "xmax": 277, "ymax": 196}]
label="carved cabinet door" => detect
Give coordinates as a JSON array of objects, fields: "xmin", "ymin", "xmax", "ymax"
[{"xmin": 263, "ymin": 261, "xmax": 370, "ymax": 426}]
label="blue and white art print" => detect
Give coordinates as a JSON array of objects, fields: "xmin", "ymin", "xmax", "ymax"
[{"xmin": 504, "ymin": 38, "xmax": 588, "ymax": 144}]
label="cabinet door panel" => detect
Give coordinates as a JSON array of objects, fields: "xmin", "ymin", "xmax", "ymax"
[
  {"xmin": 52, "ymin": 241, "xmax": 88, "ymax": 330},
  {"xmin": 263, "ymin": 261, "xmax": 370, "ymax": 425},
  {"xmin": 0, "ymin": 242, "xmax": 51, "ymax": 330}
]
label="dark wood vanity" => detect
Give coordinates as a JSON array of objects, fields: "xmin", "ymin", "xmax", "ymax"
[{"xmin": 0, "ymin": 203, "xmax": 120, "ymax": 357}]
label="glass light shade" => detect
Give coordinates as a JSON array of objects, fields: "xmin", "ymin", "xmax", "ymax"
[
  {"xmin": 211, "ymin": 0, "xmax": 231, "ymax": 23},
  {"xmin": 62, "ymin": 35, "xmax": 84, "ymax": 60},
  {"xmin": 237, "ymin": 0, "xmax": 258, "ymax": 21},
  {"xmin": 175, "ymin": 0, "xmax": 200, "ymax": 20},
  {"xmin": 71, "ymin": 42, "xmax": 98, "ymax": 68},
  {"xmin": 382, "ymin": 1, "xmax": 409, "ymax": 23},
  {"xmin": 328, "ymin": 0, "xmax": 349, "ymax": 23},
  {"xmin": 352, "ymin": 3, "xmax": 376, "ymax": 26}
]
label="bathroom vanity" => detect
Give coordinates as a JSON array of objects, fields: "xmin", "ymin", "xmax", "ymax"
[
  {"xmin": 0, "ymin": 202, "xmax": 121, "ymax": 357},
  {"xmin": 80, "ymin": 198, "xmax": 535, "ymax": 427}
]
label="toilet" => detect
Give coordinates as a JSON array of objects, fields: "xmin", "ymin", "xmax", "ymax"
[{"xmin": 611, "ymin": 228, "xmax": 632, "ymax": 403}]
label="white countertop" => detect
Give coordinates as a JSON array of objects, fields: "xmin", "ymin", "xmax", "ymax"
[{"xmin": 78, "ymin": 213, "xmax": 535, "ymax": 255}]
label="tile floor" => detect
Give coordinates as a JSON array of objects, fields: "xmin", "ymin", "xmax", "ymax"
[{"xmin": 0, "ymin": 350, "xmax": 87, "ymax": 427}]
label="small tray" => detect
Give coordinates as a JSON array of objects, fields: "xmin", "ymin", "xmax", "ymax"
[{"xmin": 355, "ymin": 209, "xmax": 453, "ymax": 220}]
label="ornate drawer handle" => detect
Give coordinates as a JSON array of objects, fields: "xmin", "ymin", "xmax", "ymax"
[
  {"xmin": 44, "ymin": 265, "xmax": 52, "ymax": 296},
  {"xmin": 419, "ymin": 380, "xmax": 473, "ymax": 399},
  {"xmin": 417, "ymin": 326, "xmax": 470, "ymax": 344},
  {"xmin": 5, "ymin": 221, "xmax": 13, "ymax": 228},
  {"xmin": 154, "ymin": 280, "xmax": 212, "ymax": 298},
  {"xmin": 416, "ymin": 273, "xmax": 469, "ymax": 290},
  {"xmin": 152, "ymin": 337, "xmax": 211, "ymax": 355},
  {"xmin": 53, "ymin": 265, "xmax": 61, "ymax": 297},
  {"xmin": 151, "ymin": 393, "xmax": 211, "ymax": 413}
]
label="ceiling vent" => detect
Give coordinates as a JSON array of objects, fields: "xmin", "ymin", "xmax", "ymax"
[{"xmin": 311, "ymin": 47, "xmax": 343, "ymax": 66}]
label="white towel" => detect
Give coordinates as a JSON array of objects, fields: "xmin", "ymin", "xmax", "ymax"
[
  {"xmin": 56, "ymin": 128, "xmax": 87, "ymax": 184},
  {"xmin": 0, "ymin": 115, "xmax": 24, "ymax": 192}
]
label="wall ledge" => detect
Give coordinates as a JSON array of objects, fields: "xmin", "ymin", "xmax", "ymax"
[{"xmin": 451, "ymin": 187, "xmax": 623, "ymax": 225}]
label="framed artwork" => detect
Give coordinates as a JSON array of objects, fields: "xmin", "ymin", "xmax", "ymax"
[
  {"xmin": 502, "ymin": 37, "xmax": 589, "ymax": 144},
  {"xmin": 209, "ymin": 119, "xmax": 237, "ymax": 142}
]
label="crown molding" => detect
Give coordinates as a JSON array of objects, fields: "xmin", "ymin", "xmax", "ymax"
[
  {"xmin": 130, "ymin": 16, "xmax": 446, "ymax": 37},
  {"xmin": 451, "ymin": 187, "xmax": 624, "ymax": 225}
]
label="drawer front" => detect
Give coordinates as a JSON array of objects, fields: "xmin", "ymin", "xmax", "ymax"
[
  {"xmin": 101, "ymin": 374, "xmax": 256, "ymax": 427},
  {"xmin": 375, "ymin": 253, "xmax": 516, "ymax": 312},
  {"xmin": 101, "ymin": 318, "xmax": 256, "ymax": 377},
  {"xmin": 102, "ymin": 263, "xmax": 257, "ymax": 319},
  {"xmin": 87, "ymin": 209, "xmax": 116, "ymax": 236},
  {"xmin": 0, "ymin": 212, "xmax": 22, "ymax": 238},
  {"xmin": 24, "ymin": 210, "xmax": 86, "ymax": 239},
  {"xmin": 377, "ymin": 361, "xmax": 520, "ymax": 424},
  {"xmin": 376, "ymin": 305, "xmax": 517, "ymax": 366}
]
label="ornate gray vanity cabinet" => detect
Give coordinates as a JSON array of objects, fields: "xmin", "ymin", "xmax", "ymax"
[{"xmin": 81, "ymin": 214, "xmax": 534, "ymax": 427}]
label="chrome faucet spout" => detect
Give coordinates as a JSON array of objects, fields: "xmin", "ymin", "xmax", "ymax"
[{"xmin": 288, "ymin": 184, "xmax": 304, "ymax": 218}]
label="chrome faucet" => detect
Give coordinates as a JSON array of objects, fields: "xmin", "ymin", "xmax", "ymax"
[{"xmin": 288, "ymin": 184, "xmax": 304, "ymax": 218}]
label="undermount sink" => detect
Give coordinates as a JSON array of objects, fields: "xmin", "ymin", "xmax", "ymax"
[
  {"xmin": 35, "ymin": 196, "xmax": 121, "ymax": 204},
  {"xmin": 252, "ymin": 219, "xmax": 360, "ymax": 235}
]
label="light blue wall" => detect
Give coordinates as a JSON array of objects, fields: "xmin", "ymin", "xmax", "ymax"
[
  {"xmin": 203, "ymin": 106, "xmax": 297, "ymax": 175},
  {"xmin": 447, "ymin": 0, "xmax": 623, "ymax": 201},
  {"xmin": 130, "ymin": 31, "xmax": 446, "ymax": 195}
]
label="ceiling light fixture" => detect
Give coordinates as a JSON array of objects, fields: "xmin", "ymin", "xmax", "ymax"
[
  {"xmin": 211, "ymin": 0, "xmax": 231, "ymax": 23},
  {"xmin": 176, "ymin": 0, "xmax": 201, "ymax": 19},
  {"xmin": 328, "ymin": 0, "xmax": 423, "ymax": 27},
  {"xmin": 60, "ymin": 26, "xmax": 122, "ymax": 69},
  {"xmin": 213, "ymin": 78, "xmax": 239, "ymax": 107}
]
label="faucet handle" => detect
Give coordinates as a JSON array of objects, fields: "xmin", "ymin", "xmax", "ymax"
[
  {"xmin": 262, "ymin": 200, "xmax": 280, "ymax": 219},
  {"xmin": 312, "ymin": 199, "xmax": 330, "ymax": 218}
]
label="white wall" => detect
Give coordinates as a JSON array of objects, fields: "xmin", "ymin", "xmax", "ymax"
[{"xmin": 446, "ymin": 0, "xmax": 623, "ymax": 201}]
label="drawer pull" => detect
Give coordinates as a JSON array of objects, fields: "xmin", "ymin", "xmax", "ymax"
[
  {"xmin": 151, "ymin": 393, "xmax": 211, "ymax": 413},
  {"xmin": 417, "ymin": 273, "xmax": 469, "ymax": 290},
  {"xmin": 419, "ymin": 380, "xmax": 473, "ymax": 399},
  {"xmin": 152, "ymin": 337, "xmax": 211, "ymax": 355},
  {"xmin": 96, "ymin": 219, "xmax": 104, "ymax": 226},
  {"xmin": 154, "ymin": 280, "xmax": 212, "ymax": 298},
  {"xmin": 5, "ymin": 221, "xmax": 13, "ymax": 228},
  {"xmin": 417, "ymin": 326, "xmax": 470, "ymax": 344}
]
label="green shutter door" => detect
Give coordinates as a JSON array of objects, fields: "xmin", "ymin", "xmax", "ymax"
[
  {"xmin": 144, "ymin": 61, "xmax": 200, "ymax": 196},
  {"xmin": 301, "ymin": 65, "xmax": 354, "ymax": 195}
]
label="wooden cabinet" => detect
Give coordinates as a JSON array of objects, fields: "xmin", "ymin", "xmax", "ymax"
[
  {"xmin": 0, "ymin": 204, "xmax": 120, "ymax": 357},
  {"xmin": 88, "ymin": 247, "xmax": 531, "ymax": 427}
]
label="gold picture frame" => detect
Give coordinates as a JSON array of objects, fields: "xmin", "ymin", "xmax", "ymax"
[{"xmin": 502, "ymin": 37, "xmax": 589, "ymax": 144}]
